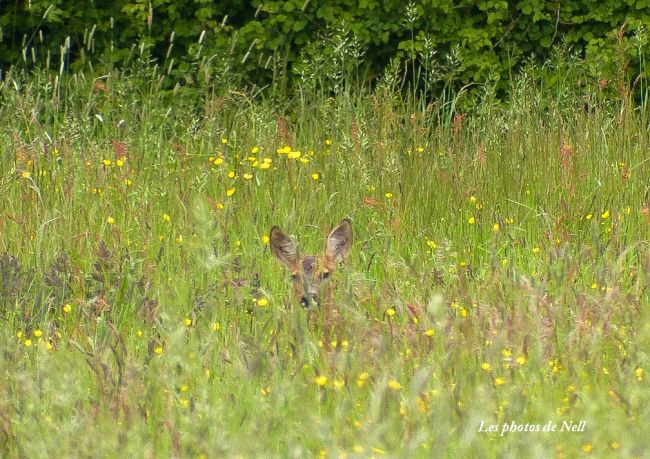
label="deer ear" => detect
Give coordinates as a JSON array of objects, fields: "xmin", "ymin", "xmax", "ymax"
[
  {"xmin": 326, "ymin": 219, "xmax": 352, "ymax": 263},
  {"xmin": 270, "ymin": 226, "xmax": 298, "ymax": 269}
]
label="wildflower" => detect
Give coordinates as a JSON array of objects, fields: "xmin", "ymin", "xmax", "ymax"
[
  {"xmin": 21, "ymin": 171, "xmax": 31, "ymax": 178},
  {"xmin": 468, "ymin": 217, "xmax": 476, "ymax": 225},
  {"xmin": 492, "ymin": 223, "xmax": 500, "ymax": 232},
  {"xmin": 277, "ymin": 146, "xmax": 291, "ymax": 154},
  {"xmin": 260, "ymin": 162, "xmax": 271, "ymax": 170},
  {"xmin": 184, "ymin": 317, "xmax": 192, "ymax": 327},
  {"xmin": 212, "ymin": 322, "xmax": 220, "ymax": 331},
  {"xmin": 585, "ymin": 213, "xmax": 593, "ymax": 220},
  {"xmin": 501, "ymin": 258, "xmax": 509, "ymax": 266},
  {"xmin": 163, "ymin": 213, "xmax": 171, "ymax": 222},
  {"xmin": 601, "ymin": 210, "xmax": 610, "ymax": 219},
  {"xmin": 262, "ymin": 235, "xmax": 270, "ymax": 245},
  {"xmin": 532, "ymin": 247, "xmax": 540, "ymax": 254},
  {"xmin": 333, "ymin": 380, "xmax": 345, "ymax": 390},
  {"xmin": 386, "ymin": 308, "xmax": 396, "ymax": 317},
  {"xmin": 481, "ymin": 363, "xmax": 491, "ymax": 372},
  {"xmin": 416, "ymin": 146, "xmax": 424, "ymax": 153},
  {"xmin": 102, "ymin": 159, "xmax": 112, "ymax": 166},
  {"xmin": 33, "ymin": 330, "xmax": 42, "ymax": 338},
  {"xmin": 356, "ymin": 372, "xmax": 369, "ymax": 387},
  {"xmin": 227, "ymin": 171, "xmax": 236, "ymax": 178},
  {"xmin": 175, "ymin": 235, "xmax": 183, "ymax": 244},
  {"xmin": 243, "ymin": 173, "xmax": 253, "ymax": 180},
  {"xmin": 469, "ymin": 196, "xmax": 477, "ymax": 204},
  {"xmin": 220, "ymin": 138, "xmax": 228, "ymax": 144},
  {"xmin": 610, "ymin": 442, "xmax": 620, "ymax": 450},
  {"xmin": 24, "ymin": 339, "xmax": 33, "ymax": 347},
  {"xmin": 591, "ymin": 283, "xmax": 598, "ymax": 290},
  {"xmin": 287, "ymin": 150, "xmax": 301, "ymax": 159},
  {"xmin": 635, "ymin": 368, "xmax": 644, "ymax": 381},
  {"xmin": 213, "ymin": 157, "xmax": 223, "ymax": 165},
  {"xmin": 460, "ymin": 308, "xmax": 468, "ymax": 317},
  {"xmin": 251, "ymin": 146, "xmax": 260, "ymax": 154},
  {"xmin": 116, "ymin": 159, "xmax": 124, "ymax": 167},
  {"xmin": 325, "ymin": 139, "xmax": 333, "ymax": 146},
  {"xmin": 581, "ymin": 443, "xmax": 592, "ymax": 454},
  {"xmin": 311, "ymin": 173, "xmax": 320, "ymax": 180},
  {"xmin": 388, "ymin": 380, "xmax": 402, "ymax": 391},
  {"xmin": 63, "ymin": 304, "xmax": 72, "ymax": 313},
  {"xmin": 107, "ymin": 217, "xmax": 115, "ymax": 225},
  {"xmin": 257, "ymin": 298, "xmax": 268, "ymax": 307},
  {"xmin": 516, "ymin": 356, "xmax": 527, "ymax": 365},
  {"xmin": 494, "ymin": 377, "xmax": 506, "ymax": 386},
  {"xmin": 373, "ymin": 447, "xmax": 387, "ymax": 455},
  {"xmin": 137, "ymin": 330, "xmax": 143, "ymax": 337},
  {"xmin": 154, "ymin": 346, "xmax": 163, "ymax": 354},
  {"xmin": 226, "ymin": 188, "xmax": 235, "ymax": 197},
  {"xmin": 424, "ymin": 329, "xmax": 434, "ymax": 337},
  {"xmin": 314, "ymin": 375, "xmax": 328, "ymax": 386}
]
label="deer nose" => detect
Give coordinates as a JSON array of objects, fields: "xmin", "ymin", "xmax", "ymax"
[{"xmin": 300, "ymin": 294, "xmax": 319, "ymax": 308}]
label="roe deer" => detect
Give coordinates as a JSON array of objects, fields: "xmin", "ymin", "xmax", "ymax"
[{"xmin": 270, "ymin": 219, "xmax": 352, "ymax": 345}]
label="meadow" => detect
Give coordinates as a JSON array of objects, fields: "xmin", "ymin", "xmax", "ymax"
[{"xmin": 1, "ymin": 51, "xmax": 649, "ymax": 458}]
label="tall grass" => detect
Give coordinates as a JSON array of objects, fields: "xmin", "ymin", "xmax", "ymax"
[{"xmin": 0, "ymin": 31, "xmax": 649, "ymax": 458}]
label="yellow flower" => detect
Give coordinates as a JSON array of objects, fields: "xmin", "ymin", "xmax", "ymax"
[
  {"xmin": 610, "ymin": 442, "xmax": 620, "ymax": 450},
  {"xmin": 356, "ymin": 372, "xmax": 369, "ymax": 388},
  {"xmin": 385, "ymin": 192, "xmax": 393, "ymax": 199},
  {"xmin": 33, "ymin": 330, "xmax": 42, "ymax": 338},
  {"xmin": 154, "ymin": 346, "xmax": 163, "ymax": 355},
  {"xmin": 184, "ymin": 317, "xmax": 192, "ymax": 327},
  {"xmin": 226, "ymin": 188, "xmax": 235, "ymax": 197},
  {"xmin": 262, "ymin": 235, "xmax": 270, "ymax": 245},
  {"xmin": 163, "ymin": 213, "xmax": 171, "ymax": 222},
  {"xmin": 324, "ymin": 139, "xmax": 333, "ymax": 146},
  {"xmin": 585, "ymin": 213, "xmax": 593, "ymax": 220},
  {"xmin": 116, "ymin": 159, "xmax": 124, "ymax": 167},
  {"xmin": 213, "ymin": 157, "xmax": 223, "ymax": 165},
  {"xmin": 601, "ymin": 210, "xmax": 610, "ymax": 219},
  {"xmin": 388, "ymin": 380, "xmax": 402, "ymax": 391},
  {"xmin": 333, "ymin": 380, "xmax": 345, "ymax": 390},
  {"xmin": 516, "ymin": 356, "xmax": 527, "ymax": 365},
  {"xmin": 243, "ymin": 173, "xmax": 253, "ymax": 180},
  {"xmin": 416, "ymin": 146, "xmax": 424, "ymax": 153},
  {"xmin": 532, "ymin": 247, "xmax": 540, "ymax": 254},
  {"xmin": 220, "ymin": 137, "xmax": 228, "ymax": 144},
  {"xmin": 102, "ymin": 159, "xmax": 112, "ymax": 166},
  {"xmin": 21, "ymin": 171, "xmax": 31, "ymax": 178},
  {"xmin": 386, "ymin": 308, "xmax": 396, "ymax": 317},
  {"xmin": 63, "ymin": 304, "xmax": 72, "ymax": 313},
  {"xmin": 260, "ymin": 162, "xmax": 271, "ymax": 170},
  {"xmin": 426, "ymin": 239, "xmax": 437, "ymax": 250},
  {"xmin": 251, "ymin": 146, "xmax": 260, "ymax": 154},
  {"xmin": 581, "ymin": 443, "xmax": 592, "ymax": 454},
  {"xmin": 481, "ymin": 363, "xmax": 491, "ymax": 372},
  {"xmin": 24, "ymin": 339, "xmax": 33, "ymax": 347},
  {"xmin": 227, "ymin": 171, "xmax": 236, "ymax": 178},
  {"xmin": 492, "ymin": 223, "xmax": 500, "ymax": 232},
  {"xmin": 311, "ymin": 173, "xmax": 320, "ymax": 180},
  {"xmin": 287, "ymin": 150, "xmax": 301, "ymax": 159},
  {"xmin": 468, "ymin": 217, "xmax": 476, "ymax": 225},
  {"xmin": 257, "ymin": 298, "xmax": 268, "ymax": 307},
  {"xmin": 494, "ymin": 377, "xmax": 506, "ymax": 386},
  {"xmin": 424, "ymin": 329, "xmax": 434, "ymax": 337},
  {"xmin": 212, "ymin": 322, "xmax": 220, "ymax": 331},
  {"xmin": 314, "ymin": 375, "xmax": 328, "ymax": 386},
  {"xmin": 635, "ymin": 368, "xmax": 644, "ymax": 381},
  {"xmin": 107, "ymin": 217, "xmax": 115, "ymax": 225}
]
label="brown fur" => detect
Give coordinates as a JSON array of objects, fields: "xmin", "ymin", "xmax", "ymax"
[{"xmin": 270, "ymin": 219, "xmax": 353, "ymax": 346}]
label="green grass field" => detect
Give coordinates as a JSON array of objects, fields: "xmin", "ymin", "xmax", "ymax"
[{"xmin": 1, "ymin": 58, "xmax": 649, "ymax": 458}]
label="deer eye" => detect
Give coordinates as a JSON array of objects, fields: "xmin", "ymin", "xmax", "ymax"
[
  {"xmin": 291, "ymin": 273, "xmax": 298, "ymax": 281},
  {"xmin": 320, "ymin": 271, "xmax": 330, "ymax": 280}
]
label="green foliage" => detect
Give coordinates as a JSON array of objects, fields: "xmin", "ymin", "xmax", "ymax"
[{"xmin": 2, "ymin": 0, "xmax": 650, "ymax": 96}]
